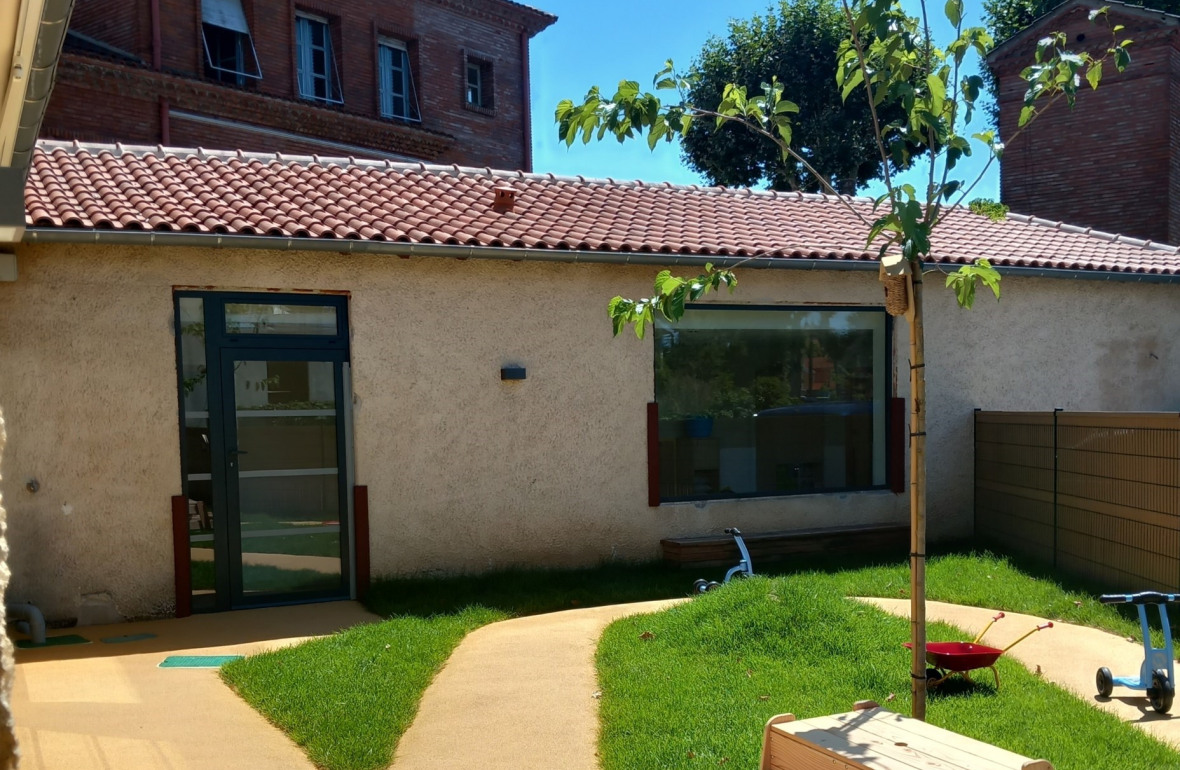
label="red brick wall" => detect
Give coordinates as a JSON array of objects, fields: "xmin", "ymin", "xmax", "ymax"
[
  {"xmin": 991, "ymin": 7, "xmax": 1176, "ymax": 243},
  {"xmin": 41, "ymin": 81, "xmax": 160, "ymax": 143},
  {"xmin": 70, "ymin": 0, "xmax": 149, "ymax": 58},
  {"xmin": 45, "ymin": 0, "xmax": 552, "ymax": 170}
]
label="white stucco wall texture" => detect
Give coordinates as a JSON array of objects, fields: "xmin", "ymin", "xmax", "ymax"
[{"xmin": 0, "ymin": 243, "xmax": 1175, "ymax": 620}]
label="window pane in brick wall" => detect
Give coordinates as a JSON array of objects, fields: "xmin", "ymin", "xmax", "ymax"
[
  {"xmin": 296, "ymin": 14, "xmax": 341, "ymax": 103},
  {"xmin": 378, "ymin": 39, "xmax": 419, "ymax": 121}
]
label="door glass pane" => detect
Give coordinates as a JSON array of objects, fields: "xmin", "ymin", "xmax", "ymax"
[
  {"xmin": 233, "ymin": 359, "xmax": 342, "ymax": 596},
  {"xmin": 178, "ymin": 298, "xmax": 217, "ymax": 604},
  {"xmin": 225, "ymin": 303, "xmax": 338, "ymax": 335}
]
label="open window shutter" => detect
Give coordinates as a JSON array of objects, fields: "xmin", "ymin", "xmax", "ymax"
[
  {"xmin": 647, "ymin": 402, "xmax": 660, "ymax": 507},
  {"xmin": 889, "ymin": 396, "xmax": 906, "ymax": 494},
  {"xmin": 377, "ymin": 44, "xmax": 393, "ymax": 117},
  {"xmin": 202, "ymin": 0, "xmax": 250, "ymax": 33}
]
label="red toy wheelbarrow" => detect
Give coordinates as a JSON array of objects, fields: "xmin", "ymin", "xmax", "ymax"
[{"xmin": 903, "ymin": 612, "xmax": 1053, "ymax": 690}]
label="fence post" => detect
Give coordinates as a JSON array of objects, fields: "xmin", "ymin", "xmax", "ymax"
[{"xmin": 1052, "ymin": 408, "xmax": 1062, "ymax": 569}]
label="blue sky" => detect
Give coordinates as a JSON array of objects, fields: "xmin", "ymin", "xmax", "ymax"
[{"xmin": 526, "ymin": 0, "xmax": 999, "ymax": 202}]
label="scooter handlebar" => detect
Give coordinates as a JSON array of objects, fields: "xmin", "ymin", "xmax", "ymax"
[{"xmin": 1099, "ymin": 591, "xmax": 1180, "ymax": 605}]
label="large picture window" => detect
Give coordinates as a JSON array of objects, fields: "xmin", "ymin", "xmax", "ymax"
[{"xmin": 654, "ymin": 305, "xmax": 889, "ymax": 501}]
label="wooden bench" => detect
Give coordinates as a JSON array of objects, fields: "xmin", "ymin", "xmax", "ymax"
[{"xmin": 660, "ymin": 524, "xmax": 908, "ymax": 568}]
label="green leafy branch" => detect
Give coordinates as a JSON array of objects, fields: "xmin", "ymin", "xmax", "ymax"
[
  {"xmin": 945, "ymin": 257, "xmax": 1001, "ymax": 307},
  {"xmin": 608, "ymin": 265, "xmax": 738, "ymax": 339},
  {"xmin": 562, "ymin": 0, "xmax": 1131, "ymax": 337}
]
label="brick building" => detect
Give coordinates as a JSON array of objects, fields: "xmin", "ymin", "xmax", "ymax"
[
  {"xmin": 41, "ymin": 0, "xmax": 556, "ymax": 169},
  {"xmin": 987, "ymin": 0, "xmax": 1180, "ymax": 244}
]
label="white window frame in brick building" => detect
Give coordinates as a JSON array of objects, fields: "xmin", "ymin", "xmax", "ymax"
[
  {"xmin": 377, "ymin": 38, "xmax": 420, "ymax": 122},
  {"xmin": 295, "ymin": 12, "xmax": 343, "ymax": 104},
  {"xmin": 201, "ymin": 0, "xmax": 262, "ymax": 85}
]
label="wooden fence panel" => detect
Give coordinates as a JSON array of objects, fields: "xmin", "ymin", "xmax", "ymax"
[
  {"xmin": 974, "ymin": 412, "xmax": 1055, "ymax": 565},
  {"xmin": 975, "ymin": 411, "xmax": 1180, "ymax": 592}
]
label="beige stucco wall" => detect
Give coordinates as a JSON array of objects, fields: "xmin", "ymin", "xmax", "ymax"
[
  {"xmin": 0, "ymin": 242, "xmax": 1175, "ymax": 620},
  {"xmin": 922, "ymin": 274, "xmax": 1180, "ymax": 538}
]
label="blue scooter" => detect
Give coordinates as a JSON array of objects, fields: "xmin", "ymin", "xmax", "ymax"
[
  {"xmin": 1096, "ymin": 591, "xmax": 1179, "ymax": 714},
  {"xmin": 693, "ymin": 528, "xmax": 754, "ymax": 593}
]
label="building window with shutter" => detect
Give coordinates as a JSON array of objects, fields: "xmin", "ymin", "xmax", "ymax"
[
  {"xmin": 201, "ymin": 0, "xmax": 262, "ymax": 85},
  {"xmin": 295, "ymin": 12, "xmax": 342, "ymax": 104},
  {"xmin": 463, "ymin": 53, "xmax": 494, "ymax": 113},
  {"xmin": 377, "ymin": 38, "xmax": 420, "ymax": 121}
]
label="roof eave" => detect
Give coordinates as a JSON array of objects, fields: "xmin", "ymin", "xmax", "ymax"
[
  {"xmin": 21, "ymin": 227, "xmax": 1180, "ymax": 284},
  {"xmin": 0, "ymin": 0, "xmax": 73, "ymax": 243}
]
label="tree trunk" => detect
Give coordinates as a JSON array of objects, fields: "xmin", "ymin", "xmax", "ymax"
[{"xmin": 908, "ymin": 267, "xmax": 928, "ymax": 721}]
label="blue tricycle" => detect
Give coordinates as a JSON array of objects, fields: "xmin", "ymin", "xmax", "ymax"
[
  {"xmin": 1095, "ymin": 591, "xmax": 1179, "ymax": 714},
  {"xmin": 693, "ymin": 528, "xmax": 754, "ymax": 593}
]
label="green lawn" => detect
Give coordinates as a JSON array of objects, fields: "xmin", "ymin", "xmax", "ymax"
[
  {"xmin": 219, "ymin": 551, "xmax": 1176, "ymax": 770},
  {"xmin": 222, "ymin": 608, "xmax": 502, "ymax": 770},
  {"xmin": 597, "ymin": 574, "xmax": 1176, "ymax": 770}
]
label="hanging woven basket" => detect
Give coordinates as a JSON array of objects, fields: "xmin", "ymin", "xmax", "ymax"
[
  {"xmin": 883, "ymin": 274, "xmax": 909, "ymax": 317},
  {"xmin": 878, "ymin": 254, "xmax": 911, "ymax": 318}
]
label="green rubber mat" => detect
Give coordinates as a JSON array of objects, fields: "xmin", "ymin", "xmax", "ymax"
[
  {"xmin": 100, "ymin": 632, "xmax": 157, "ymax": 644},
  {"xmin": 158, "ymin": 655, "xmax": 243, "ymax": 668},
  {"xmin": 16, "ymin": 634, "xmax": 90, "ymax": 649}
]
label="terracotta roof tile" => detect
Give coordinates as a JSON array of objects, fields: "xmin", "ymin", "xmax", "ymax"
[{"xmin": 22, "ymin": 140, "xmax": 1180, "ymax": 276}]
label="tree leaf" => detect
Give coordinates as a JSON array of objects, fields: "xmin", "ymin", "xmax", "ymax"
[
  {"xmin": 1086, "ymin": 61, "xmax": 1102, "ymax": 90},
  {"xmin": 944, "ymin": 0, "xmax": 962, "ymax": 27}
]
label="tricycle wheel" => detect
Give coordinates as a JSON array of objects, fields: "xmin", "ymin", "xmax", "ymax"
[
  {"xmin": 704, "ymin": 581, "xmax": 722, "ymax": 592},
  {"xmin": 692, "ymin": 579, "xmax": 709, "ymax": 594},
  {"xmin": 1096, "ymin": 667, "xmax": 1113, "ymax": 698},
  {"xmin": 1150, "ymin": 670, "xmax": 1174, "ymax": 714}
]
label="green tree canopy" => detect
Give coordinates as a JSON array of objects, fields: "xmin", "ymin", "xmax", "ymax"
[{"xmin": 682, "ymin": 0, "xmax": 919, "ymax": 193}]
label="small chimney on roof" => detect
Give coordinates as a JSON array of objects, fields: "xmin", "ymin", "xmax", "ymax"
[{"xmin": 493, "ymin": 185, "xmax": 517, "ymax": 213}]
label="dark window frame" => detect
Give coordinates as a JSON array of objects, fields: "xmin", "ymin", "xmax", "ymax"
[
  {"xmin": 652, "ymin": 303, "xmax": 894, "ymax": 504},
  {"xmin": 462, "ymin": 50, "xmax": 494, "ymax": 114},
  {"xmin": 201, "ymin": 22, "xmax": 263, "ymax": 86}
]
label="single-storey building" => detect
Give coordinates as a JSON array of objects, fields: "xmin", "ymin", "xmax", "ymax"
[{"xmin": 4, "ymin": 139, "xmax": 1179, "ymax": 621}]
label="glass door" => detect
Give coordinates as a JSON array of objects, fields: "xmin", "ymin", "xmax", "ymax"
[
  {"xmin": 175, "ymin": 293, "xmax": 351, "ymax": 612},
  {"xmin": 222, "ymin": 351, "xmax": 349, "ymax": 605}
]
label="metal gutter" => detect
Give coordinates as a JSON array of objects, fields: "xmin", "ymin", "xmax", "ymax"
[
  {"xmin": 8, "ymin": 0, "xmax": 73, "ymax": 169},
  {"xmin": 20, "ymin": 227, "xmax": 879, "ymax": 270},
  {"xmin": 21, "ymin": 227, "xmax": 1180, "ymax": 284}
]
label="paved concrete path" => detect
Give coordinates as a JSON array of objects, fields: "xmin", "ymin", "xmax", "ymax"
[
  {"xmin": 863, "ymin": 598, "xmax": 1180, "ymax": 749},
  {"xmin": 14, "ymin": 601, "xmax": 379, "ymax": 770},
  {"xmin": 390, "ymin": 599, "xmax": 687, "ymax": 770}
]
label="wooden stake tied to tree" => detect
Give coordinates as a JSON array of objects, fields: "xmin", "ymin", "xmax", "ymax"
[{"xmin": 557, "ymin": 0, "xmax": 1131, "ymax": 719}]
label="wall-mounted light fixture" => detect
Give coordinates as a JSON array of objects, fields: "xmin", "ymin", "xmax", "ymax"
[{"xmin": 500, "ymin": 365, "xmax": 526, "ymax": 381}]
